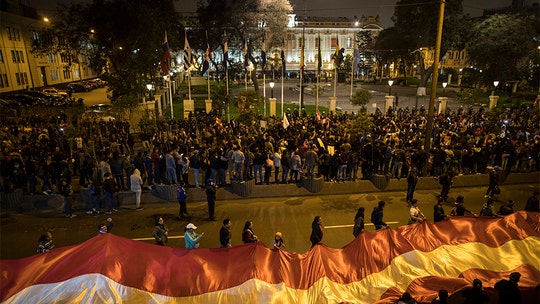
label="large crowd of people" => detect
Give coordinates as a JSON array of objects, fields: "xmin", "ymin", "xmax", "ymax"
[{"xmin": 1, "ymin": 104, "xmax": 539, "ymax": 199}]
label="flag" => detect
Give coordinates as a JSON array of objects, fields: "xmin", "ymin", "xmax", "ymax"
[
  {"xmin": 202, "ymin": 33, "xmax": 211, "ymax": 75},
  {"xmin": 1, "ymin": 213, "xmax": 539, "ymax": 303},
  {"xmin": 160, "ymin": 32, "xmax": 171, "ymax": 74},
  {"xmin": 317, "ymin": 34, "xmax": 322, "ymax": 75},
  {"xmin": 243, "ymin": 40, "xmax": 249, "ymax": 71},
  {"xmin": 183, "ymin": 32, "xmax": 191, "ymax": 71},
  {"xmin": 222, "ymin": 33, "xmax": 228, "ymax": 70},
  {"xmin": 316, "ymin": 108, "xmax": 322, "ymax": 122},
  {"xmin": 261, "ymin": 34, "xmax": 267, "ymax": 71},
  {"xmin": 282, "ymin": 113, "xmax": 290, "ymax": 129}
]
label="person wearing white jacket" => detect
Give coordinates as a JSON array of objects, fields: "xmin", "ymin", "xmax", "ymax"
[{"xmin": 130, "ymin": 169, "xmax": 144, "ymax": 211}]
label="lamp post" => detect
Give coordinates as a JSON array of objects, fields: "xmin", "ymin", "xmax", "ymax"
[
  {"xmin": 442, "ymin": 81, "xmax": 447, "ymax": 97},
  {"xmin": 492, "ymin": 80, "xmax": 499, "ymax": 96},
  {"xmin": 388, "ymin": 79, "xmax": 394, "ymax": 96},
  {"xmin": 163, "ymin": 75, "xmax": 174, "ymax": 119},
  {"xmin": 269, "ymin": 81, "xmax": 275, "ymax": 98},
  {"xmin": 146, "ymin": 83, "xmax": 153, "ymax": 101}
]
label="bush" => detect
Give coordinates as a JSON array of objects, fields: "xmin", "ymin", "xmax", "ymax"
[{"xmin": 350, "ymin": 89, "xmax": 372, "ymax": 107}]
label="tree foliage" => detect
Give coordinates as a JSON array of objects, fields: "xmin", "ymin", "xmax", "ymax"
[
  {"xmin": 376, "ymin": 0, "xmax": 467, "ymax": 86},
  {"xmin": 350, "ymin": 89, "xmax": 372, "ymax": 107},
  {"xmin": 466, "ymin": 13, "xmax": 536, "ymax": 85},
  {"xmin": 196, "ymin": 0, "xmax": 292, "ymax": 90},
  {"xmin": 31, "ymin": 0, "xmax": 180, "ymax": 101}
]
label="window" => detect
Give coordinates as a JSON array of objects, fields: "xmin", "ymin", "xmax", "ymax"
[
  {"xmin": 0, "ymin": 74, "xmax": 8, "ymax": 88},
  {"xmin": 15, "ymin": 73, "xmax": 21, "ymax": 86},
  {"xmin": 347, "ymin": 37, "xmax": 351, "ymax": 48},
  {"xmin": 73, "ymin": 69, "xmax": 80, "ymax": 79},
  {"xmin": 6, "ymin": 27, "xmax": 20, "ymax": 41},
  {"xmin": 315, "ymin": 37, "xmax": 320, "ymax": 48},
  {"xmin": 50, "ymin": 70, "xmax": 59, "ymax": 81},
  {"xmin": 14, "ymin": 73, "xmax": 29, "ymax": 86},
  {"xmin": 331, "ymin": 37, "xmax": 339, "ymax": 48},
  {"xmin": 63, "ymin": 69, "xmax": 71, "ymax": 79},
  {"xmin": 60, "ymin": 53, "xmax": 69, "ymax": 63},
  {"xmin": 47, "ymin": 54, "xmax": 56, "ymax": 63},
  {"xmin": 32, "ymin": 31, "xmax": 40, "ymax": 44},
  {"xmin": 10, "ymin": 50, "xmax": 24, "ymax": 63}
]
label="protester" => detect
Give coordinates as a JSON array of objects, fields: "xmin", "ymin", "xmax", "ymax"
[
  {"xmin": 406, "ymin": 166, "xmax": 419, "ymax": 203},
  {"xmin": 479, "ymin": 198, "xmax": 496, "ymax": 216},
  {"xmin": 37, "ymin": 231, "xmax": 54, "ymax": 253},
  {"xmin": 430, "ymin": 289, "xmax": 448, "ymax": 304},
  {"xmin": 59, "ymin": 178, "xmax": 75, "ymax": 218},
  {"xmin": 525, "ymin": 190, "xmax": 539, "ymax": 212},
  {"xmin": 352, "ymin": 207, "xmax": 365, "ymax": 237},
  {"xmin": 437, "ymin": 168, "xmax": 454, "ymax": 202},
  {"xmin": 494, "ymin": 272, "xmax": 522, "ymax": 304},
  {"xmin": 397, "ymin": 292, "xmax": 417, "ymax": 304},
  {"xmin": 371, "ymin": 201, "xmax": 389, "ymax": 230},
  {"xmin": 497, "ymin": 200, "xmax": 515, "ymax": 216},
  {"xmin": 309, "ymin": 216, "xmax": 323, "ymax": 247},
  {"xmin": 130, "ymin": 168, "xmax": 144, "ymax": 211},
  {"xmin": 273, "ymin": 232, "xmax": 286, "ymax": 250},
  {"xmin": 450, "ymin": 195, "xmax": 477, "ymax": 216},
  {"xmin": 433, "ymin": 197, "xmax": 447, "ymax": 222},
  {"xmin": 462, "ymin": 278, "xmax": 490, "ymax": 304},
  {"xmin": 184, "ymin": 223, "xmax": 204, "ymax": 249},
  {"xmin": 152, "ymin": 217, "xmax": 168, "ymax": 246},
  {"xmin": 485, "ymin": 166, "xmax": 500, "ymax": 199},
  {"xmin": 176, "ymin": 182, "xmax": 188, "ymax": 218},
  {"xmin": 205, "ymin": 178, "xmax": 217, "ymax": 221},
  {"xmin": 102, "ymin": 172, "xmax": 118, "ymax": 214},
  {"xmin": 242, "ymin": 221, "xmax": 258, "ymax": 243},
  {"xmin": 219, "ymin": 218, "xmax": 232, "ymax": 248},
  {"xmin": 408, "ymin": 199, "xmax": 426, "ymax": 224}
]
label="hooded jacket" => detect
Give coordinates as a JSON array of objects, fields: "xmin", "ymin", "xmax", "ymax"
[{"xmin": 130, "ymin": 169, "xmax": 143, "ymax": 192}]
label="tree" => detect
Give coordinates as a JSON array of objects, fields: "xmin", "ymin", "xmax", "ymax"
[
  {"xmin": 196, "ymin": 0, "xmax": 292, "ymax": 91},
  {"xmin": 376, "ymin": 0, "xmax": 466, "ymax": 87},
  {"xmin": 350, "ymin": 89, "xmax": 372, "ymax": 108},
  {"xmin": 466, "ymin": 14, "xmax": 536, "ymax": 85},
  {"xmin": 31, "ymin": 0, "xmax": 180, "ymax": 102}
]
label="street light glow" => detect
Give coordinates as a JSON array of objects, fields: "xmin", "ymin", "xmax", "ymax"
[
  {"xmin": 442, "ymin": 82, "xmax": 447, "ymax": 88},
  {"xmin": 493, "ymin": 81, "xmax": 499, "ymax": 87},
  {"xmin": 388, "ymin": 79, "xmax": 394, "ymax": 96}
]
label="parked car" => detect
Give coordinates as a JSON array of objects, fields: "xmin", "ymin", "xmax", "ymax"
[
  {"xmin": 67, "ymin": 82, "xmax": 89, "ymax": 92},
  {"xmin": 41, "ymin": 87, "xmax": 68, "ymax": 96}
]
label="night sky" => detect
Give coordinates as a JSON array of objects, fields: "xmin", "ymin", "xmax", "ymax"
[{"xmin": 32, "ymin": 0, "xmax": 516, "ymax": 28}]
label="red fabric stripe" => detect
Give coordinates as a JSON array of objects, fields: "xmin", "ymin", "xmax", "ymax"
[{"xmin": 1, "ymin": 212, "xmax": 539, "ymax": 302}]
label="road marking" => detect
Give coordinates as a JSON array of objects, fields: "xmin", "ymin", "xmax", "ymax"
[
  {"xmin": 133, "ymin": 235, "xmax": 185, "ymax": 241},
  {"xmin": 325, "ymin": 221, "xmax": 399, "ymax": 229}
]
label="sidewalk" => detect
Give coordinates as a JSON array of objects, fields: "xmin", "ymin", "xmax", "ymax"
[{"xmin": 5, "ymin": 171, "xmax": 538, "ymax": 214}]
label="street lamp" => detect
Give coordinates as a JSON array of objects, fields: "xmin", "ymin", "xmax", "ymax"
[
  {"xmin": 388, "ymin": 79, "xmax": 394, "ymax": 96},
  {"xmin": 269, "ymin": 81, "xmax": 275, "ymax": 98},
  {"xmin": 442, "ymin": 82, "xmax": 447, "ymax": 97},
  {"xmin": 492, "ymin": 80, "xmax": 499, "ymax": 96},
  {"xmin": 146, "ymin": 83, "xmax": 154, "ymax": 100}
]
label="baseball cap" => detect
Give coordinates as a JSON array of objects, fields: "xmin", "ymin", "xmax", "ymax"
[{"xmin": 186, "ymin": 223, "xmax": 197, "ymax": 230}]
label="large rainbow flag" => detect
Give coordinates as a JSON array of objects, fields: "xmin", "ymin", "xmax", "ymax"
[{"xmin": 1, "ymin": 212, "xmax": 539, "ymax": 303}]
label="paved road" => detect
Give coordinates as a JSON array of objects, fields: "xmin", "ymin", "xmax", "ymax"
[{"xmin": 2, "ymin": 183, "xmax": 537, "ymax": 260}]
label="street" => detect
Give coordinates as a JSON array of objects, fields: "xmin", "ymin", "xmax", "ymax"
[{"xmin": 1, "ymin": 183, "xmax": 537, "ymax": 260}]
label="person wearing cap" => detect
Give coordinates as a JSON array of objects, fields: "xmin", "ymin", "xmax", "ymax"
[
  {"xmin": 273, "ymin": 232, "xmax": 286, "ymax": 250},
  {"xmin": 184, "ymin": 223, "xmax": 204, "ymax": 249},
  {"xmin": 450, "ymin": 195, "xmax": 477, "ymax": 217},
  {"xmin": 479, "ymin": 198, "xmax": 495, "ymax": 216},
  {"xmin": 497, "ymin": 200, "xmax": 515, "ymax": 216},
  {"xmin": 495, "ymin": 272, "xmax": 522, "ymax": 304}
]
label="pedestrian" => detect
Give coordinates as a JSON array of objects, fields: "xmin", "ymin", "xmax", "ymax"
[
  {"xmin": 59, "ymin": 178, "xmax": 76, "ymax": 218},
  {"xmin": 352, "ymin": 207, "xmax": 365, "ymax": 237},
  {"xmin": 497, "ymin": 200, "xmax": 515, "ymax": 216},
  {"xmin": 309, "ymin": 216, "xmax": 323, "ymax": 247},
  {"xmin": 406, "ymin": 166, "xmax": 419, "ymax": 203},
  {"xmin": 430, "ymin": 289, "xmax": 448, "ymax": 304},
  {"xmin": 371, "ymin": 201, "xmax": 389, "ymax": 230},
  {"xmin": 184, "ymin": 223, "xmax": 204, "ymax": 249},
  {"xmin": 408, "ymin": 199, "xmax": 426, "ymax": 224},
  {"xmin": 273, "ymin": 232, "xmax": 286, "ymax": 249},
  {"xmin": 397, "ymin": 292, "xmax": 417, "ymax": 304},
  {"xmin": 176, "ymin": 182, "xmax": 189, "ymax": 218},
  {"xmin": 525, "ymin": 190, "xmax": 539, "ymax": 212},
  {"xmin": 205, "ymin": 178, "xmax": 217, "ymax": 221},
  {"xmin": 433, "ymin": 197, "xmax": 447, "ymax": 222},
  {"xmin": 130, "ymin": 168, "xmax": 144, "ymax": 211},
  {"xmin": 102, "ymin": 172, "xmax": 118, "ymax": 214},
  {"xmin": 37, "ymin": 231, "xmax": 54, "ymax": 253},
  {"xmin": 219, "ymin": 218, "xmax": 232, "ymax": 248},
  {"xmin": 437, "ymin": 168, "xmax": 454, "ymax": 202},
  {"xmin": 450, "ymin": 195, "xmax": 477, "ymax": 216},
  {"xmin": 98, "ymin": 217, "xmax": 114, "ymax": 234},
  {"xmin": 86, "ymin": 179, "xmax": 100, "ymax": 215},
  {"xmin": 305, "ymin": 145, "xmax": 318, "ymax": 179},
  {"xmin": 231, "ymin": 146, "xmax": 244, "ymax": 183},
  {"xmin": 494, "ymin": 272, "xmax": 522, "ymax": 304},
  {"xmin": 485, "ymin": 166, "xmax": 500, "ymax": 199},
  {"xmin": 462, "ymin": 278, "xmax": 490, "ymax": 304},
  {"xmin": 479, "ymin": 198, "xmax": 495, "ymax": 216},
  {"xmin": 242, "ymin": 220, "xmax": 258, "ymax": 243},
  {"xmin": 152, "ymin": 217, "xmax": 168, "ymax": 246}
]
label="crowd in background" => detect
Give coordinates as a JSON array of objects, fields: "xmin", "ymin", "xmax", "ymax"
[{"xmin": 1, "ymin": 104, "xmax": 539, "ymax": 195}]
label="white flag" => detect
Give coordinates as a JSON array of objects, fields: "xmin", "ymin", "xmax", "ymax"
[{"xmin": 282, "ymin": 114, "xmax": 290, "ymax": 129}]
